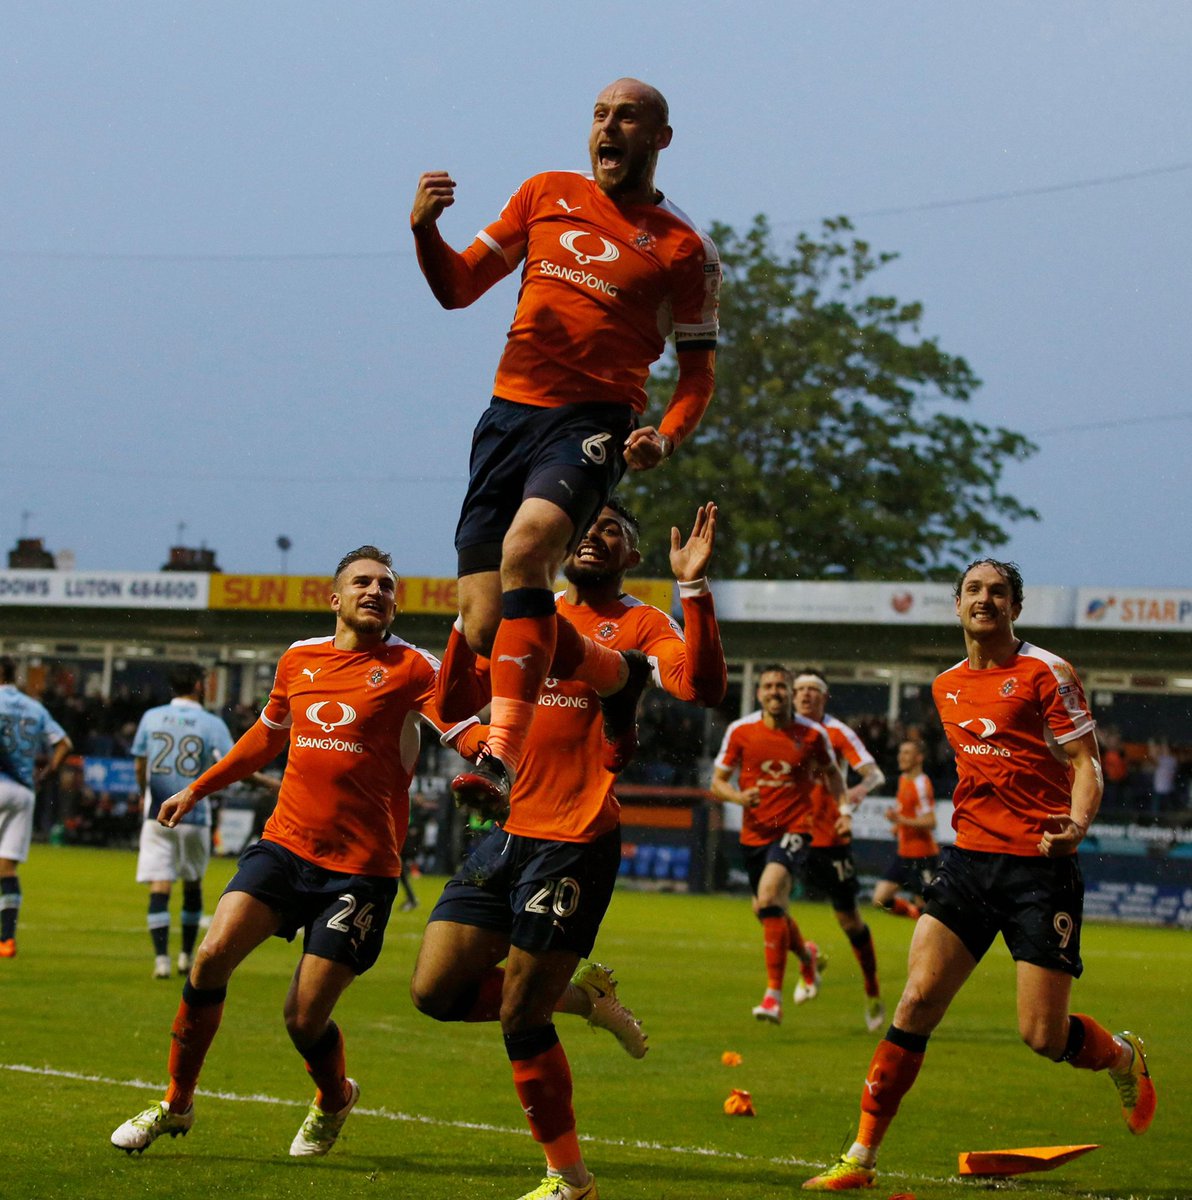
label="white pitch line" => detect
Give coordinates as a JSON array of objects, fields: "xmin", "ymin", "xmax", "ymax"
[
  {"xmin": 4, "ymin": 1061, "xmax": 1128, "ymax": 1198},
  {"xmin": 1, "ymin": 1061, "xmax": 900, "ymax": 1176}
]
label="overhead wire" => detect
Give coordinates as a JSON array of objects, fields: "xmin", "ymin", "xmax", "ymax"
[{"xmin": 1, "ymin": 160, "xmax": 1189, "ymax": 261}]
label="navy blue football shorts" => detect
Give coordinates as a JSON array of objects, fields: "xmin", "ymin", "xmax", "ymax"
[
  {"xmin": 455, "ymin": 397, "xmax": 635, "ymax": 577},
  {"xmin": 804, "ymin": 844, "xmax": 861, "ymax": 911},
  {"xmin": 924, "ymin": 845, "xmax": 1084, "ymax": 977},
  {"xmin": 742, "ymin": 831, "xmax": 812, "ymax": 897},
  {"xmin": 427, "ymin": 825, "xmax": 621, "ymax": 957},
  {"xmin": 224, "ymin": 839, "xmax": 397, "ymax": 975},
  {"xmin": 882, "ymin": 853, "xmax": 939, "ymax": 894}
]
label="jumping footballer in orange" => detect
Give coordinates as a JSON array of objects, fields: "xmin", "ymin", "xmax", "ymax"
[{"xmin": 411, "ymin": 78, "xmax": 720, "ymax": 821}]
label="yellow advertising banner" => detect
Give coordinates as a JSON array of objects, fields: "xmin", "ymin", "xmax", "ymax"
[{"xmin": 208, "ymin": 575, "xmax": 674, "ymax": 615}]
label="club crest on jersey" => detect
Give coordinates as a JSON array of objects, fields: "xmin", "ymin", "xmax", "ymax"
[
  {"xmin": 366, "ymin": 667, "xmax": 388, "ymax": 688},
  {"xmin": 1001, "ymin": 677, "xmax": 1017, "ymax": 697},
  {"xmin": 595, "ymin": 620, "xmax": 619, "ymax": 641},
  {"xmin": 633, "ymin": 228, "xmax": 655, "ymax": 250}
]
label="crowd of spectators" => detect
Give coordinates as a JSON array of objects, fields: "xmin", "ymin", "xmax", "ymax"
[{"xmin": 16, "ymin": 675, "xmax": 1192, "ymax": 850}]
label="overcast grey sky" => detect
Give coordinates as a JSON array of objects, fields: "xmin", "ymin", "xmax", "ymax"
[{"xmin": 3, "ymin": 1, "xmax": 1190, "ymax": 586}]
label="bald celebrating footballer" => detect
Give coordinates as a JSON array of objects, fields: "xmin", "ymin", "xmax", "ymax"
[{"xmin": 412, "ymin": 77, "xmax": 720, "ymax": 819}]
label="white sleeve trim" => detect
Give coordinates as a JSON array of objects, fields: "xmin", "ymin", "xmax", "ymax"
[
  {"xmin": 440, "ymin": 716, "xmax": 481, "ymax": 747},
  {"xmin": 1053, "ymin": 719, "xmax": 1096, "ymax": 745},
  {"xmin": 678, "ymin": 577, "xmax": 710, "ymax": 598}
]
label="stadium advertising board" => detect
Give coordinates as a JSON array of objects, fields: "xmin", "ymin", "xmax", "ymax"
[
  {"xmin": 714, "ymin": 580, "xmax": 1074, "ymax": 626},
  {"xmin": 0, "ymin": 570, "xmax": 209, "ymax": 609},
  {"xmin": 82, "ymin": 756, "xmax": 140, "ymax": 796},
  {"xmin": 208, "ymin": 574, "xmax": 674, "ymax": 614},
  {"xmin": 1076, "ymin": 586, "xmax": 1192, "ymax": 631}
]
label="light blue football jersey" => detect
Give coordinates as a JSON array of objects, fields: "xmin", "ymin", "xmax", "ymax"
[
  {"xmin": 131, "ymin": 698, "xmax": 234, "ymax": 826},
  {"xmin": 0, "ymin": 684, "xmax": 69, "ymax": 790}
]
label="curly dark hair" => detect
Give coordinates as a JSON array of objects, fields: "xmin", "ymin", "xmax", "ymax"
[{"xmin": 954, "ymin": 558, "xmax": 1023, "ymax": 607}]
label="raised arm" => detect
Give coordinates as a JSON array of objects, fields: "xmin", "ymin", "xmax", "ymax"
[
  {"xmin": 411, "ymin": 171, "xmax": 513, "ymax": 309},
  {"xmin": 650, "ymin": 503, "xmax": 727, "ymax": 705}
]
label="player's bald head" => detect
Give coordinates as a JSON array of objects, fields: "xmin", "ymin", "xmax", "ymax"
[{"xmin": 597, "ymin": 77, "xmax": 669, "ymax": 127}]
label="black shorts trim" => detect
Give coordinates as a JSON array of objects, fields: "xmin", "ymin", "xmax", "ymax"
[
  {"xmin": 804, "ymin": 845, "xmax": 860, "ymax": 911},
  {"xmin": 428, "ymin": 826, "xmax": 621, "ymax": 958},
  {"xmin": 882, "ymin": 854, "xmax": 939, "ymax": 895},
  {"xmin": 924, "ymin": 845, "xmax": 1084, "ymax": 977},
  {"xmin": 455, "ymin": 397, "xmax": 634, "ymax": 574},
  {"xmin": 742, "ymin": 833, "xmax": 811, "ymax": 896},
  {"xmin": 224, "ymin": 840, "xmax": 397, "ymax": 975}
]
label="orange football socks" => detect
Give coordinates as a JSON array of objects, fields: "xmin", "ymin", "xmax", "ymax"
[
  {"xmin": 486, "ymin": 589, "xmax": 557, "ymax": 769},
  {"xmin": 164, "ymin": 982, "xmax": 226, "ymax": 1112}
]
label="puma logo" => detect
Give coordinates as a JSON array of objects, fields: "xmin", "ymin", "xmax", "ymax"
[
  {"xmin": 945, "ymin": 690, "xmax": 960, "ymax": 703},
  {"xmin": 301, "ymin": 668, "xmax": 321, "ymax": 682},
  {"xmin": 556, "ymin": 198, "xmax": 580, "ymax": 213},
  {"xmin": 864, "ymin": 1076, "xmax": 879, "ymax": 1097},
  {"xmin": 498, "ymin": 653, "xmax": 532, "ymax": 671}
]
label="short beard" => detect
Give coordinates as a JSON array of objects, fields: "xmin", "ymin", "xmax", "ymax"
[
  {"xmin": 564, "ymin": 559, "xmax": 621, "ymax": 588},
  {"xmin": 596, "ymin": 149, "xmax": 657, "ymax": 198},
  {"xmin": 341, "ymin": 610, "xmax": 389, "ymax": 638}
]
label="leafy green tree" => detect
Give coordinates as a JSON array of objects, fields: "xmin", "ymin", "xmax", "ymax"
[{"xmin": 624, "ymin": 216, "xmax": 1038, "ymax": 580}]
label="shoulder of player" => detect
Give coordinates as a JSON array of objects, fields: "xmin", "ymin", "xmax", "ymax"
[
  {"xmin": 653, "ymin": 195, "xmax": 718, "ymax": 253},
  {"xmin": 4, "ymin": 690, "xmax": 51, "ymax": 719},
  {"xmin": 791, "ymin": 712, "xmax": 830, "ymax": 737},
  {"xmin": 518, "ymin": 170, "xmax": 592, "ymax": 209},
  {"xmin": 377, "ymin": 633, "xmax": 441, "ymax": 676},
  {"xmin": 1016, "ymin": 641, "xmax": 1080, "ymax": 681},
  {"xmin": 620, "ymin": 594, "xmax": 683, "ymax": 641},
  {"xmin": 822, "ymin": 712, "xmax": 857, "ymax": 740},
  {"xmin": 559, "ymin": 593, "xmax": 677, "ymax": 639},
  {"xmin": 823, "ymin": 712, "xmax": 874, "ymax": 758},
  {"xmin": 281, "ymin": 634, "xmax": 335, "ymax": 660},
  {"xmin": 933, "ymin": 658, "xmax": 968, "ymax": 687},
  {"xmin": 725, "ymin": 710, "xmax": 765, "ymax": 738}
]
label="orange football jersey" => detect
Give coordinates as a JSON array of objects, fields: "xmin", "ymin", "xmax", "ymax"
[
  {"xmin": 932, "ymin": 642, "xmax": 1095, "ymax": 855},
  {"xmin": 474, "ymin": 171, "xmax": 720, "ymax": 411},
  {"xmin": 810, "ymin": 714, "xmax": 878, "ymax": 848},
  {"xmin": 254, "ymin": 634, "xmax": 453, "ymax": 876},
  {"xmin": 715, "ymin": 712, "xmax": 835, "ymax": 847},
  {"xmin": 500, "ymin": 590, "xmax": 725, "ymax": 843},
  {"xmin": 894, "ymin": 771, "xmax": 938, "ymax": 858}
]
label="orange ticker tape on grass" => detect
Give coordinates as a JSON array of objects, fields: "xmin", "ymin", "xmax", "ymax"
[
  {"xmin": 958, "ymin": 1144, "xmax": 1100, "ymax": 1176},
  {"xmin": 721, "ymin": 1051, "xmax": 743, "ymax": 1066},
  {"xmin": 723, "ymin": 1088, "xmax": 756, "ymax": 1116}
]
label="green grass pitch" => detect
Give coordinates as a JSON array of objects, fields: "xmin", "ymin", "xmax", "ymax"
[{"xmin": 0, "ymin": 845, "xmax": 1184, "ymax": 1200}]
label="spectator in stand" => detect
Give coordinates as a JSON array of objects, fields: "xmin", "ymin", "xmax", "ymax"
[
  {"xmin": 1099, "ymin": 730, "xmax": 1129, "ymax": 812},
  {"xmin": 1148, "ymin": 739, "xmax": 1178, "ymax": 818}
]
